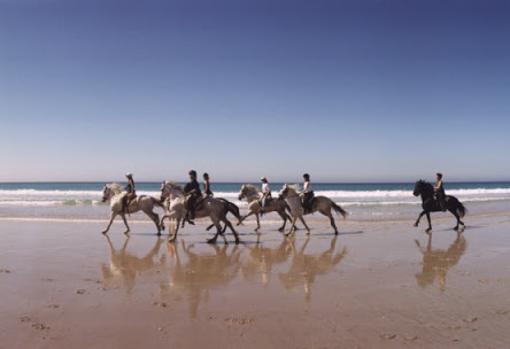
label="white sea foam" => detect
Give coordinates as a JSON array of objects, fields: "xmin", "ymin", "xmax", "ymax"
[{"xmin": 0, "ymin": 188, "xmax": 509, "ymax": 207}]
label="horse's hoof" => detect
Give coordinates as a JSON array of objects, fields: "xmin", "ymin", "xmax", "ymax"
[
  {"xmin": 426, "ymin": 228, "xmax": 432, "ymax": 233},
  {"xmin": 207, "ymin": 238, "xmax": 217, "ymax": 244},
  {"xmin": 413, "ymin": 223, "xmax": 419, "ymax": 227},
  {"xmin": 157, "ymin": 232, "xmax": 161, "ymax": 236},
  {"xmin": 278, "ymin": 228, "xmax": 284, "ymax": 233},
  {"xmin": 235, "ymin": 239, "xmax": 240, "ymax": 245},
  {"xmin": 101, "ymin": 231, "xmax": 107, "ymax": 235},
  {"xmin": 334, "ymin": 231, "xmax": 339, "ymax": 235},
  {"xmin": 124, "ymin": 231, "xmax": 130, "ymax": 235}
]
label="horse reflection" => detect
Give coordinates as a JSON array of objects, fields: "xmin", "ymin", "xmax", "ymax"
[
  {"xmin": 415, "ymin": 231, "xmax": 467, "ymax": 291},
  {"xmin": 161, "ymin": 241, "xmax": 241, "ymax": 318},
  {"xmin": 101, "ymin": 236, "xmax": 166, "ymax": 293},
  {"xmin": 241, "ymin": 238, "xmax": 294, "ymax": 285},
  {"xmin": 279, "ymin": 236, "xmax": 347, "ymax": 302}
]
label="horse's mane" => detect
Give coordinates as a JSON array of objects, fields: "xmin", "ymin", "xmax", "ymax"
[
  {"xmin": 284, "ymin": 184, "xmax": 300, "ymax": 193},
  {"xmin": 107, "ymin": 182, "xmax": 124, "ymax": 193},
  {"xmin": 243, "ymin": 184, "xmax": 259, "ymax": 192},
  {"xmin": 164, "ymin": 181, "xmax": 184, "ymax": 193}
]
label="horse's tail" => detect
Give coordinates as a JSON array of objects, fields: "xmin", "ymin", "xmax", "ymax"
[
  {"xmin": 331, "ymin": 200, "xmax": 348, "ymax": 218},
  {"xmin": 456, "ymin": 200, "xmax": 467, "ymax": 218},
  {"xmin": 151, "ymin": 197, "xmax": 165, "ymax": 209},
  {"xmin": 219, "ymin": 198, "xmax": 242, "ymax": 223}
]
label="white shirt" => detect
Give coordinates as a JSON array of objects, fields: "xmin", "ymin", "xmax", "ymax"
[
  {"xmin": 262, "ymin": 183, "xmax": 271, "ymax": 194},
  {"xmin": 303, "ymin": 181, "xmax": 311, "ymax": 193}
]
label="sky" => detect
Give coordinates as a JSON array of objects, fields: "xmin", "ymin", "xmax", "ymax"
[{"xmin": 1, "ymin": 0, "xmax": 509, "ymax": 182}]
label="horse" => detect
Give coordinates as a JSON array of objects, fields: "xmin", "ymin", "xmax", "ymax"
[
  {"xmin": 279, "ymin": 184, "xmax": 348, "ymax": 236},
  {"xmin": 101, "ymin": 183, "xmax": 164, "ymax": 235},
  {"xmin": 278, "ymin": 184, "xmax": 310, "ymax": 236},
  {"xmin": 237, "ymin": 184, "xmax": 292, "ymax": 232},
  {"xmin": 160, "ymin": 181, "xmax": 240, "ymax": 244},
  {"xmin": 413, "ymin": 180, "xmax": 466, "ymax": 232}
]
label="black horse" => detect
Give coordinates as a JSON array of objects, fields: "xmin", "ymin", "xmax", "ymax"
[{"xmin": 413, "ymin": 180, "xmax": 466, "ymax": 232}]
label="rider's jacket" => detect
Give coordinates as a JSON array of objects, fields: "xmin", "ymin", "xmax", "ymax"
[
  {"xmin": 125, "ymin": 179, "xmax": 136, "ymax": 194},
  {"xmin": 184, "ymin": 180, "xmax": 202, "ymax": 197}
]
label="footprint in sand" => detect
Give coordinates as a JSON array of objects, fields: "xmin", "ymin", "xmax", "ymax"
[
  {"xmin": 0, "ymin": 268, "xmax": 12, "ymax": 273},
  {"xmin": 76, "ymin": 289, "xmax": 87, "ymax": 295},
  {"xmin": 32, "ymin": 323, "xmax": 50, "ymax": 331}
]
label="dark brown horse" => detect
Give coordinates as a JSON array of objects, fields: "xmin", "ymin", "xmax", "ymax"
[{"xmin": 413, "ymin": 180, "xmax": 466, "ymax": 232}]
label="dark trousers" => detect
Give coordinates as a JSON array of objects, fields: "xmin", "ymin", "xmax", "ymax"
[
  {"xmin": 302, "ymin": 192, "xmax": 314, "ymax": 212},
  {"xmin": 187, "ymin": 195, "xmax": 199, "ymax": 220}
]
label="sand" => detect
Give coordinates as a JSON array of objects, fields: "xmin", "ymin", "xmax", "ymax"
[{"xmin": 1, "ymin": 213, "xmax": 510, "ymax": 348}]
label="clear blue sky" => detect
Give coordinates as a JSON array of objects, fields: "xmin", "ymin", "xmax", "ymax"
[{"xmin": 1, "ymin": 0, "xmax": 509, "ymax": 182}]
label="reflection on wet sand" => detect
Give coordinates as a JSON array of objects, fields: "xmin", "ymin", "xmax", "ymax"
[
  {"xmin": 241, "ymin": 238, "xmax": 293, "ymax": 285},
  {"xmin": 100, "ymin": 235, "xmax": 348, "ymax": 318},
  {"xmin": 415, "ymin": 231, "xmax": 467, "ymax": 291},
  {"xmin": 279, "ymin": 236, "xmax": 347, "ymax": 302},
  {"xmin": 101, "ymin": 236, "xmax": 166, "ymax": 293},
  {"xmin": 161, "ymin": 241, "xmax": 242, "ymax": 318}
]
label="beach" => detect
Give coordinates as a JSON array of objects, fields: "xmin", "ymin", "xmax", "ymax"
[{"xmin": 2, "ymin": 212, "xmax": 510, "ymax": 348}]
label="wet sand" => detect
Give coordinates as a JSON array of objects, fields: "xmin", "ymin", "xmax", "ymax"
[{"xmin": 1, "ymin": 214, "xmax": 510, "ymax": 348}]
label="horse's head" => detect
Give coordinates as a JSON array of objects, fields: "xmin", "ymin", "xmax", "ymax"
[
  {"xmin": 160, "ymin": 181, "xmax": 169, "ymax": 200},
  {"xmin": 101, "ymin": 185, "xmax": 111, "ymax": 202},
  {"xmin": 279, "ymin": 184, "xmax": 298, "ymax": 199},
  {"xmin": 413, "ymin": 180, "xmax": 425, "ymax": 197},
  {"xmin": 238, "ymin": 185, "xmax": 246, "ymax": 200},
  {"xmin": 238, "ymin": 184, "xmax": 258, "ymax": 200},
  {"xmin": 413, "ymin": 180, "xmax": 432, "ymax": 197},
  {"xmin": 161, "ymin": 181, "xmax": 184, "ymax": 201},
  {"xmin": 102, "ymin": 183, "xmax": 122, "ymax": 202}
]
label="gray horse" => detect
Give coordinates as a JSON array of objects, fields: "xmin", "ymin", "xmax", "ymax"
[
  {"xmin": 160, "ymin": 181, "xmax": 240, "ymax": 244},
  {"xmin": 279, "ymin": 184, "xmax": 348, "ymax": 236},
  {"xmin": 101, "ymin": 183, "xmax": 164, "ymax": 235},
  {"xmin": 237, "ymin": 184, "xmax": 292, "ymax": 232}
]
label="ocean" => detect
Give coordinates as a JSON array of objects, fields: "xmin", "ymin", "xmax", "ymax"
[{"xmin": 1, "ymin": 181, "xmax": 509, "ymax": 222}]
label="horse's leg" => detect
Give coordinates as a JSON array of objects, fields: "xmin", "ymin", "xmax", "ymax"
[
  {"xmin": 299, "ymin": 216, "xmax": 311, "ymax": 234},
  {"xmin": 224, "ymin": 218, "xmax": 240, "ymax": 244},
  {"xmin": 238, "ymin": 211, "xmax": 255, "ymax": 226},
  {"xmin": 102, "ymin": 212, "xmax": 117, "ymax": 234},
  {"xmin": 255, "ymin": 213, "xmax": 261, "ymax": 232},
  {"xmin": 277, "ymin": 210, "xmax": 287, "ymax": 232},
  {"xmin": 286, "ymin": 216, "xmax": 298, "ymax": 236},
  {"xmin": 448, "ymin": 208, "xmax": 461, "ymax": 231},
  {"xmin": 414, "ymin": 211, "xmax": 425, "ymax": 227},
  {"xmin": 328, "ymin": 213, "xmax": 339, "ymax": 235},
  {"xmin": 207, "ymin": 219, "xmax": 222, "ymax": 244},
  {"xmin": 145, "ymin": 210, "xmax": 161, "ymax": 235},
  {"xmin": 425, "ymin": 212, "xmax": 432, "ymax": 232},
  {"xmin": 121, "ymin": 214, "xmax": 130, "ymax": 235},
  {"xmin": 169, "ymin": 218, "xmax": 181, "ymax": 242}
]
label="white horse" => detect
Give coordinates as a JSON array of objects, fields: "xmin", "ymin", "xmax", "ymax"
[
  {"xmin": 160, "ymin": 181, "xmax": 240, "ymax": 244},
  {"xmin": 237, "ymin": 184, "xmax": 292, "ymax": 232},
  {"xmin": 279, "ymin": 184, "xmax": 348, "ymax": 236},
  {"xmin": 101, "ymin": 183, "xmax": 164, "ymax": 235}
]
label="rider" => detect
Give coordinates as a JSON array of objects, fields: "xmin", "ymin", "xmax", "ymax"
[
  {"xmin": 260, "ymin": 176, "xmax": 272, "ymax": 211},
  {"xmin": 434, "ymin": 172, "xmax": 447, "ymax": 211},
  {"xmin": 300, "ymin": 173, "xmax": 314, "ymax": 213},
  {"xmin": 203, "ymin": 172, "xmax": 213, "ymax": 197},
  {"xmin": 184, "ymin": 170, "xmax": 202, "ymax": 224},
  {"xmin": 123, "ymin": 173, "xmax": 136, "ymax": 214}
]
